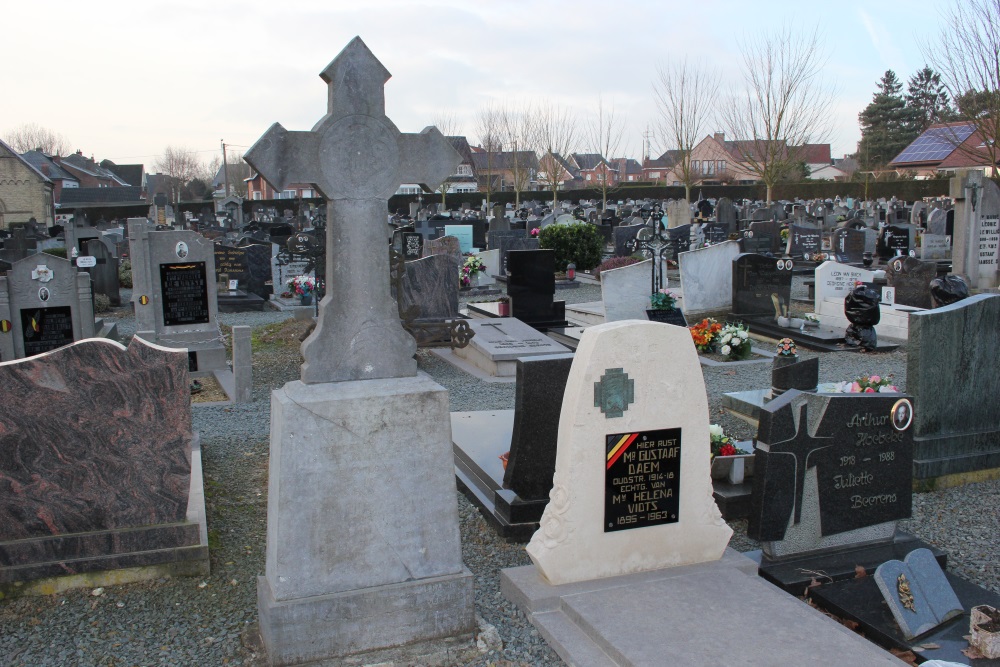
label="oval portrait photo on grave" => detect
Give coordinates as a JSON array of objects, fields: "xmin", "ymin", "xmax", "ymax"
[
  {"xmin": 38, "ymin": 287, "xmax": 50, "ymax": 302},
  {"xmin": 891, "ymin": 398, "xmax": 913, "ymax": 431},
  {"xmin": 175, "ymin": 241, "xmax": 189, "ymax": 259}
]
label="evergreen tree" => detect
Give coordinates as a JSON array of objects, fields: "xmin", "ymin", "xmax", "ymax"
[
  {"xmin": 857, "ymin": 70, "xmax": 921, "ymax": 169},
  {"xmin": 906, "ymin": 66, "xmax": 954, "ymax": 130}
]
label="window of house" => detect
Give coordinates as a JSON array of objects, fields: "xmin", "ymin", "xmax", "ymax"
[
  {"xmin": 718, "ymin": 161, "xmax": 727, "ymax": 172},
  {"xmin": 649, "ymin": 171, "xmax": 660, "ymax": 179},
  {"xmin": 252, "ymin": 192, "xmax": 262, "ymax": 200},
  {"xmin": 692, "ymin": 160, "xmax": 701, "ymax": 173},
  {"xmin": 281, "ymin": 189, "xmax": 296, "ymax": 199},
  {"xmin": 586, "ymin": 174, "xmax": 592, "ymax": 181},
  {"xmin": 300, "ymin": 189, "xmax": 314, "ymax": 198},
  {"xmin": 456, "ymin": 164, "xmax": 472, "ymax": 177},
  {"xmin": 704, "ymin": 161, "xmax": 715, "ymax": 175}
]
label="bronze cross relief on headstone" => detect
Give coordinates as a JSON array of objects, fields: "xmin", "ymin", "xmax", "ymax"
[{"xmin": 245, "ymin": 37, "xmax": 460, "ymax": 383}]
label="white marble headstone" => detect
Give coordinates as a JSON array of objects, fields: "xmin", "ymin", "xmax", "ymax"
[
  {"xmin": 677, "ymin": 240, "xmax": 741, "ymax": 317},
  {"xmin": 814, "ymin": 260, "xmax": 874, "ymax": 309},
  {"xmin": 601, "ymin": 259, "xmax": 653, "ymax": 322},
  {"xmin": 526, "ymin": 321, "xmax": 732, "ymax": 585}
]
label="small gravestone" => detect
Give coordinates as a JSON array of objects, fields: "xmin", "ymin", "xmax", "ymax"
[
  {"xmin": 524, "ymin": 321, "xmax": 732, "ymax": 585},
  {"xmin": 745, "ymin": 220, "xmax": 782, "ymax": 255},
  {"xmin": 613, "ymin": 224, "xmax": 644, "ymax": 258},
  {"xmin": 663, "ymin": 223, "xmax": 692, "ymax": 261},
  {"xmin": 666, "ymin": 199, "xmax": 691, "ymax": 228},
  {"xmin": 919, "ymin": 233, "xmax": 950, "ymax": 261},
  {"xmin": 395, "ymin": 254, "xmax": 459, "ymax": 321},
  {"xmin": 422, "ymin": 234, "xmax": 462, "ymax": 263},
  {"xmin": 716, "ymin": 197, "xmax": 737, "ymax": 236},
  {"xmin": 499, "ymin": 234, "xmax": 538, "ymax": 276},
  {"xmin": 833, "ymin": 227, "xmax": 866, "ymax": 263},
  {"xmin": 214, "ymin": 244, "xmax": 250, "ymax": 286},
  {"xmin": 82, "ymin": 238, "xmax": 121, "ymax": 306},
  {"xmin": 702, "ymin": 222, "xmax": 728, "ymax": 244},
  {"xmin": 886, "ymin": 255, "xmax": 936, "ymax": 310},
  {"xmin": 787, "ymin": 224, "xmax": 822, "ymax": 259},
  {"xmin": 601, "ymin": 259, "xmax": 652, "ymax": 322},
  {"xmin": 874, "ymin": 548, "xmax": 963, "ymax": 640},
  {"xmin": 443, "ymin": 224, "xmax": 474, "ymax": 253},
  {"xmin": 877, "ymin": 224, "xmax": 910, "ymax": 260},
  {"xmin": 508, "ymin": 249, "xmax": 565, "ymax": 328},
  {"xmin": 927, "ymin": 207, "xmax": 947, "ymax": 236},
  {"xmin": 487, "ymin": 229, "xmax": 527, "ymax": 275},
  {"xmin": 732, "ymin": 253, "xmax": 794, "ymax": 318},
  {"xmin": 678, "ymin": 240, "xmax": 742, "ymax": 318},
  {"xmin": 0, "ymin": 255, "xmax": 95, "ymax": 361}
]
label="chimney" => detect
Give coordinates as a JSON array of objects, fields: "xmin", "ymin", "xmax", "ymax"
[
  {"xmin": 714, "ymin": 132, "xmax": 725, "ymax": 143},
  {"xmin": 76, "ymin": 149, "xmax": 83, "ymax": 156}
]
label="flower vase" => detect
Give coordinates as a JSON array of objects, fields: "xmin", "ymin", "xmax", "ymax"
[
  {"xmin": 711, "ymin": 451, "xmax": 756, "ymax": 484},
  {"xmin": 498, "ymin": 302, "xmax": 510, "ymax": 317},
  {"xmin": 300, "ymin": 294, "xmax": 313, "ymax": 306}
]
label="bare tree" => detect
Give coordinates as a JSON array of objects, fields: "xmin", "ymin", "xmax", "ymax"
[
  {"xmin": 925, "ymin": 0, "xmax": 1000, "ymax": 182},
  {"xmin": 155, "ymin": 146, "xmax": 202, "ymax": 224},
  {"xmin": 500, "ymin": 103, "xmax": 540, "ymax": 208},
  {"xmin": 718, "ymin": 25, "xmax": 835, "ymax": 202},
  {"xmin": 431, "ymin": 113, "xmax": 463, "ymax": 206},
  {"xmin": 475, "ymin": 103, "xmax": 504, "ymax": 212},
  {"xmin": 536, "ymin": 101, "xmax": 578, "ymax": 207},
  {"xmin": 586, "ymin": 96, "xmax": 626, "ymax": 211},
  {"xmin": 653, "ymin": 59, "xmax": 720, "ymax": 201},
  {"xmin": 4, "ymin": 123, "xmax": 71, "ymax": 155}
]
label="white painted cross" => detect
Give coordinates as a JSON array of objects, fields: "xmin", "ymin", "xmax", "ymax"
[{"xmin": 245, "ymin": 37, "xmax": 460, "ymax": 383}]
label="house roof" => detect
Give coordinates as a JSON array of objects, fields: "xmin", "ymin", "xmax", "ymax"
[
  {"xmin": 212, "ymin": 162, "xmax": 252, "ymax": 189},
  {"xmin": 796, "ymin": 143, "xmax": 832, "ymax": 165},
  {"xmin": 612, "ymin": 157, "xmax": 643, "ymax": 175},
  {"xmin": 0, "ymin": 139, "xmax": 52, "ymax": 183},
  {"xmin": 59, "ymin": 153, "xmax": 130, "ymax": 185},
  {"xmin": 723, "ymin": 139, "xmax": 789, "ymax": 163},
  {"xmin": 889, "ymin": 121, "xmax": 978, "ymax": 167},
  {"xmin": 21, "ymin": 150, "xmax": 77, "ymax": 182},
  {"xmin": 60, "ymin": 186, "xmax": 144, "ymax": 204},
  {"xmin": 471, "ymin": 150, "xmax": 539, "ymax": 171},
  {"xmin": 100, "ymin": 160, "xmax": 144, "ymax": 187},
  {"xmin": 649, "ymin": 151, "xmax": 682, "ymax": 169},
  {"xmin": 570, "ymin": 153, "xmax": 608, "ymax": 171},
  {"xmin": 935, "ymin": 128, "xmax": 996, "ymax": 169},
  {"xmin": 446, "ymin": 136, "xmax": 475, "ymax": 165}
]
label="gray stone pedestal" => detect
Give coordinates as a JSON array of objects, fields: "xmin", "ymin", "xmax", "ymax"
[{"xmin": 258, "ymin": 374, "xmax": 475, "ymax": 666}]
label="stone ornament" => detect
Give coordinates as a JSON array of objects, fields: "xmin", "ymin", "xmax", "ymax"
[
  {"xmin": 593, "ymin": 367, "xmax": 634, "ymax": 419},
  {"xmin": 30, "ymin": 264, "xmax": 52, "ymax": 282}
]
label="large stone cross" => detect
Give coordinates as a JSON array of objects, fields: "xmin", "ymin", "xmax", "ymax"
[{"xmin": 245, "ymin": 37, "xmax": 460, "ymax": 383}]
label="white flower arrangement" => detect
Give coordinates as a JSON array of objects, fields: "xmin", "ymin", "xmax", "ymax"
[{"xmin": 718, "ymin": 323, "xmax": 751, "ymax": 361}]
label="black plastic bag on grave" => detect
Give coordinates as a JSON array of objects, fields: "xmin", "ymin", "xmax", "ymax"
[
  {"xmin": 845, "ymin": 284, "xmax": 881, "ymax": 326},
  {"xmin": 844, "ymin": 323, "xmax": 878, "ymax": 350},
  {"xmin": 930, "ymin": 275, "xmax": 969, "ymax": 308}
]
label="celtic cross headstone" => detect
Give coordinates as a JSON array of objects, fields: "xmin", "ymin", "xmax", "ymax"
[{"xmin": 244, "ymin": 36, "xmax": 460, "ymax": 383}]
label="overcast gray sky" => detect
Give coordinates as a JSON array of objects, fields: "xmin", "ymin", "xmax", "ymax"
[{"xmin": 2, "ymin": 0, "xmax": 945, "ymax": 169}]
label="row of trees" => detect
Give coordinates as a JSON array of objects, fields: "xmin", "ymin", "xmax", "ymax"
[{"xmin": 468, "ymin": 98, "xmax": 626, "ymax": 212}]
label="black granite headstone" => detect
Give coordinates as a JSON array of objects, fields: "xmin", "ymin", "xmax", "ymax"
[
  {"xmin": 732, "ymin": 254, "xmax": 794, "ymax": 317},
  {"xmin": 746, "ymin": 220, "xmax": 782, "ymax": 255},
  {"xmin": 788, "ymin": 224, "xmax": 822, "ymax": 259},
  {"xmin": 214, "ymin": 245, "xmax": 250, "ymax": 285},
  {"xmin": 833, "ymin": 228, "xmax": 866, "ymax": 263},
  {"xmin": 877, "ymin": 225, "xmax": 910, "ymax": 260},
  {"xmin": 613, "ymin": 225, "xmax": 644, "ymax": 258},
  {"xmin": 83, "ymin": 239, "xmax": 121, "ymax": 307},
  {"xmin": 748, "ymin": 390, "xmax": 914, "ymax": 543},
  {"xmin": 20, "ymin": 306, "xmax": 74, "ymax": 358},
  {"xmin": 507, "ymin": 249, "xmax": 565, "ymax": 327}
]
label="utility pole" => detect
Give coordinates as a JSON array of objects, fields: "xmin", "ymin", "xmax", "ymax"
[{"xmin": 221, "ymin": 139, "xmax": 230, "ymax": 197}]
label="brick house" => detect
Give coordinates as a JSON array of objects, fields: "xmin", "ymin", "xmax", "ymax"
[
  {"xmin": 0, "ymin": 138, "xmax": 55, "ymax": 229},
  {"xmin": 888, "ymin": 121, "xmax": 990, "ymax": 179},
  {"xmin": 471, "ymin": 150, "xmax": 540, "ymax": 193},
  {"xmin": 20, "ymin": 150, "xmax": 80, "ymax": 203},
  {"xmin": 245, "ymin": 172, "xmax": 318, "ymax": 200},
  {"xmin": 56, "ymin": 151, "xmax": 130, "ymax": 188}
]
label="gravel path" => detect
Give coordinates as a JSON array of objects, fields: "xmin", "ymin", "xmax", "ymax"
[{"xmin": 1, "ymin": 280, "xmax": 997, "ymax": 666}]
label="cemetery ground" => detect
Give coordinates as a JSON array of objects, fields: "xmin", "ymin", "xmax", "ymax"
[{"xmin": 1, "ymin": 281, "xmax": 998, "ymax": 666}]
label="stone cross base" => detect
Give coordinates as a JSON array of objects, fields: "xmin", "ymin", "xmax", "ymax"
[{"xmin": 259, "ymin": 374, "xmax": 474, "ymax": 664}]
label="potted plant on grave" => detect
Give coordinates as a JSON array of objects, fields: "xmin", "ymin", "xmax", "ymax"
[
  {"xmin": 709, "ymin": 424, "xmax": 754, "ymax": 484},
  {"xmin": 288, "ymin": 275, "xmax": 316, "ymax": 306},
  {"xmin": 823, "ymin": 374, "xmax": 899, "ymax": 394},
  {"xmin": 495, "ymin": 295, "xmax": 510, "ymax": 317},
  {"xmin": 646, "ymin": 289, "xmax": 686, "ymax": 326},
  {"xmin": 460, "ymin": 255, "xmax": 487, "ymax": 289},
  {"xmin": 688, "ymin": 318, "xmax": 722, "ymax": 353},
  {"xmin": 718, "ymin": 323, "xmax": 752, "ymax": 361}
]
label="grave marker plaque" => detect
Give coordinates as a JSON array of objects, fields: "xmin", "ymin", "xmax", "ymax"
[
  {"xmin": 788, "ymin": 224, "xmax": 822, "ymax": 259},
  {"xmin": 833, "ymin": 228, "xmax": 866, "ymax": 263},
  {"xmin": 402, "ymin": 232, "xmax": 423, "ymax": 260},
  {"xmin": 214, "ymin": 245, "xmax": 250, "ymax": 285},
  {"xmin": 160, "ymin": 263, "xmax": 210, "ymax": 326},
  {"xmin": 20, "ymin": 306, "xmax": 74, "ymax": 357},
  {"xmin": 605, "ymin": 428, "xmax": 681, "ymax": 532}
]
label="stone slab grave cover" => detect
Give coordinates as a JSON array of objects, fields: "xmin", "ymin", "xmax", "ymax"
[
  {"xmin": 874, "ymin": 547, "xmax": 963, "ymax": 640},
  {"xmin": 748, "ymin": 389, "xmax": 914, "ymax": 560},
  {"xmin": 601, "ymin": 259, "xmax": 653, "ymax": 322},
  {"xmin": 0, "ymin": 337, "xmax": 208, "ymax": 589},
  {"xmin": 451, "ymin": 353, "xmax": 574, "ymax": 540},
  {"xmin": 243, "ymin": 37, "xmax": 474, "ymax": 665},
  {"xmin": 907, "ymin": 294, "xmax": 1000, "ymax": 482},
  {"xmin": 128, "ymin": 220, "xmax": 228, "ymax": 376},
  {"xmin": 452, "ymin": 318, "xmax": 569, "ymax": 378},
  {"xmin": 885, "ymin": 255, "xmax": 936, "ymax": 310},
  {"xmin": 953, "ymin": 171, "xmax": 1000, "ymax": 289},
  {"xmin": 678, "ymin": 240, "xmax": 741, "ymax": 318},
  {"xmin": 526, "ymin": 320, "xmax": 732, "ymax": 585},
  {"xmin": 732, "ymin": 253, "xmax": 794, "ymax": 318},
  {"xmin": 0, "ymin": 254, "xmax": 95, "ymax": 362},
  {"xmin": 507, "ymin": 249, "xmax": 566, "ymax": 329}
]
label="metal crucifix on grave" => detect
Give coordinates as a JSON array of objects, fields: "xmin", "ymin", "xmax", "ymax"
[{"xmin": 244, "ymin": 36, "xmax": 461, "ymax": 384}]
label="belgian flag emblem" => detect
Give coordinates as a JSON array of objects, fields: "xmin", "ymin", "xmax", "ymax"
[
  {"xmin": 139, "ymin": 295, "xmax": 149, "ymax": 305},
  {"xmin": 0, "ymin": 320, "xmax": 10, "ymax": 333}
]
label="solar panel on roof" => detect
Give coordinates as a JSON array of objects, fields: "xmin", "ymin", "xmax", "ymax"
[{"xmin": 892, "ymin": 125, "xmax": 975, "ymax": 164}]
